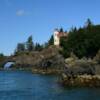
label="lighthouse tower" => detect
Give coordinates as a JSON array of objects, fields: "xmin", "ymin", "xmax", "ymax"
[{"xmin": 54, "ymin": 29, "xmax": 60, "ymax": 46}]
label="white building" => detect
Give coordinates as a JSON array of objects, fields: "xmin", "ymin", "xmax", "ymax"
[
  {"xmin": 53, "ymin": 29, "xmax": 67, "ymax": 46},
  {"xmin": 54, "ymin": 29, "xmax": 60, "ymax": 46}
]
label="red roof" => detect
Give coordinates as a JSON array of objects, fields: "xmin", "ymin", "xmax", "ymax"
[{"xmin": 57, "ymin": 32, "xmax": 67, "ymax": 37}]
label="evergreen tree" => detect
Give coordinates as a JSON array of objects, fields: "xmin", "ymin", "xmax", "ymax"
[
  {"xmin": 85, "ymin": 18, "xmax": 93, "ymax": 28},
  {"xmin": 0, "ymin": 53, "xmax": 4, "ymax": 57},
  {"xmin": 16, "ymin": 43, "xmax": 25, "ymax": 52},
  {"xmin": 60, "ymin": 19, "xmax": 100, "ymax": 58},
  {"xmin": 26, "ymin": 35, "xmax": 34, "ymax": 51},
  {"xmin": 59, "ymin": 28, "xmax": 64, "ymax": 32},
  {"xmin": 35, "ymin": 43, "xmax": 43, "ymax": 51},
  {"xmin": 48, "ymin": 35, "xmax": 54, "ymax": 46},
  {"xmin": 0, "ymin": 53, "xmax": 5, "ymax": 67}
]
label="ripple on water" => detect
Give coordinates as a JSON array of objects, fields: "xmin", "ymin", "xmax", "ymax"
[{"xmin": 0, "ymin": 71, "xmax": 100, "ymax": 100}]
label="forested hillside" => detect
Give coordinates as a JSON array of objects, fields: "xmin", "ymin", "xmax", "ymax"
[{"xmin": 60, "ymin": 19, "xmax": 100, "ymax": 58}]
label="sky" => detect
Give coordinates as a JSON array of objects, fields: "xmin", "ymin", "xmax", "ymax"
[{"xmin": 0, "ymin": 0, "xmax": 100, "ymax": 55}]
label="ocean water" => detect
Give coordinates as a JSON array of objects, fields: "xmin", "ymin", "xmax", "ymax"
[{"xmin": 0, "ymin": 71, "xmax": 100, "ymax": 100}]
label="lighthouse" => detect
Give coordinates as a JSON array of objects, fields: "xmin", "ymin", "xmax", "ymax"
[
  {"xmin": 54, "ymin": 29, "xmax": 60, "ymax": 46},
  {"xmin": 53, "ymin": 28, "xmax": 68, "ymax": 46}
]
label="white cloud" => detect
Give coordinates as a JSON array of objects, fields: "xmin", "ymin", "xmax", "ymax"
[{"xmin": 16, "ymin": 10, "xmax": 25, "ymax": 16}]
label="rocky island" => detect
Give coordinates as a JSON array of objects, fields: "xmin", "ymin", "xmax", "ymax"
[{"xmin": 1, "ymin": 19, "xmax": 100, "ymax": 87}]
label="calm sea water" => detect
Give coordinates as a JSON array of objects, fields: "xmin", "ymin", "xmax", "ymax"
[{"xmin": 0, "ymin": 71, "xmax": 100, "ymax": 100}]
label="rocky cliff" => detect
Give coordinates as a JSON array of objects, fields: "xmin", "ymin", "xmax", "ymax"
[
  {"xmin": 61, "ymin": 52, "xmax": 100, "ymax": 87},
  {"xmin": 9, "ymin": 46, "xmax": 65, "ymax": 73}
]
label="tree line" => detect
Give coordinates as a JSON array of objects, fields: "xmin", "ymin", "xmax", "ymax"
[
  {"xmin": 15, "ymin": 35, "xmax": 43, "ymax": 54},
  {"xmin": 5, "ymin": 18, "xmax": 100, "ymax": 59},
  {"xmin": 60, "ymin": 19, "xmax": 100, "ymax": 58},
  {"xmin": 15, "ymin": 34, "xmax": 54, "ymax": 55}
]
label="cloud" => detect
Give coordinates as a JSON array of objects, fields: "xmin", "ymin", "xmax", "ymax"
[{"xmin": 16, "ymin": 10, "xmax": 25, "ymax": 16}]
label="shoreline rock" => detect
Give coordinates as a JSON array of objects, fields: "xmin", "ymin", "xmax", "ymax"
[
  {"xmin": 1, "ymin": 46, "xmax": 100, "ymax": 87},
  {"xmin": 31, "ymin": 68, "xmax": 63, "ymax": 75},
  {"xmin": 61, "ymin": 74, "xmax": 100, "ymax": 87}
]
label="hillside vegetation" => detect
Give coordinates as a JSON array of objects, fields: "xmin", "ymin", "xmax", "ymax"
[{"xmin": 60, "ymin": 19, "xmax": 100, "ymax": 58}]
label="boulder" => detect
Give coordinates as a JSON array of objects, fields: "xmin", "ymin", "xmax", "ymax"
[{"xmin": 64, "ymin": 58, "xmax": 96, "ymax": 76}]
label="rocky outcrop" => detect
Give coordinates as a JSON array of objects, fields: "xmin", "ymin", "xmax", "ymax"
[
  {"xmin": 61, "ymin": 74, "xmax": 100, "ymax": 87},
  {"xmin": 8, "ymin": 46, "xmax": 65, "ymax": 73},
  {"xmin": 61, "ymin": 54, "xmax": 100, "ymax": 87},
  {"xmin": 64, "ymin": 57, "xmax": 97, "ymax": 76}
]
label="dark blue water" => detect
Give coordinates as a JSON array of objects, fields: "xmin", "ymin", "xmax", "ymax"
[{"xmin": 0, "ymin": 71, "xmax": 100, "ymax": 100}]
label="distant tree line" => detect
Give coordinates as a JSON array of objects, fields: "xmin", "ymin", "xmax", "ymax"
[
  {"xmin": 15, "ymin": 35, "xmax": 43, "ymax": 54},
  {"xmin": 15, "ymin": 34, "xmax": 54, "ymax": 55},
  {"xmin": 0, "ymin": 53, "xmax": 6, "ymax": 67}
]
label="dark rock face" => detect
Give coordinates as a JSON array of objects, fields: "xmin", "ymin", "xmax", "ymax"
[
  {"xmin": 39, "ymin": 54, "xmax": 65, "ymax": 70},
  {"xmin": 64, "ymin": 58, "xmax": 100, "ymax": 75},
  {"xmin": 32, "ymin": 46, "xmax": 65, "ymax": 71},
  {"xmin": 62, "ymin": 57, "xmax": 100, "ymax": 87},
  {"xmin": 64, "ymin": 63, "xmax": 95, "ymax": 76},
  {"xmin": 6, "ymin": 46, "xmax": 65, "ymax": 71}
]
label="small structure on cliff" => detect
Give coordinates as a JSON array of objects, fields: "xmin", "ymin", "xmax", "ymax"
[{"xmin": 53, "ymin": 28, "xmax": 68, "ymax": 46}]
